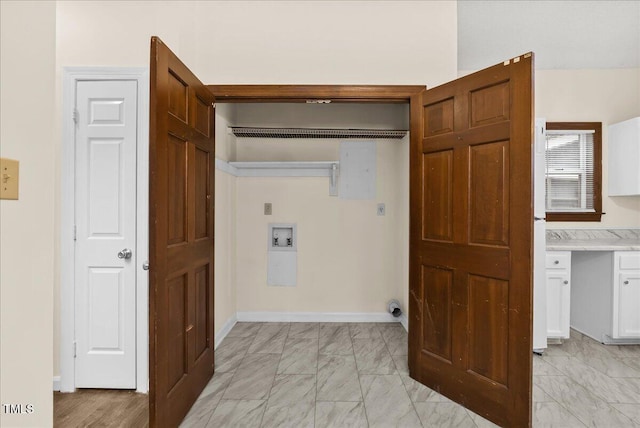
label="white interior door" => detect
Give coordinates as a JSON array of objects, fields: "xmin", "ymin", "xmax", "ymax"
[{"xmin": 74, "ymin": 79, "xmax": 137, "ymax": 388}]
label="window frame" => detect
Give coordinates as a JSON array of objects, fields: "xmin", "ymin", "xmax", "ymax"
[{"xmin": 545, "ymin": 122, "xmax": 603, "ymax": 222}]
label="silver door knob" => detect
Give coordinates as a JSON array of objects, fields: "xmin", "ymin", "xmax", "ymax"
[
  {"xmin": 624, "ymin": 280, "xmax": 629, "ymax": 285},
  {"xmin": 118, "ymin": 248, "xmax": 132, "ymax": 259},
  {"xmin": 563, "ymin": 280, "xmax": 569, "ymax": 285}
]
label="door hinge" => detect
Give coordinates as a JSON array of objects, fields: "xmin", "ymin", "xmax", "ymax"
[
  {"xmin": 73, "ymin": 225, "xmax": 77, "ymax": 241},
  {"xmin": 212, "ymin": 102, "xmax": 216, "ymax": 108},
  {"xmin": 72, "ymin": 109, "xmax": 79, "ymax": 124},
  {"xmin": 73, "ymin": 341, "xmax": 77, "ymax": 358}
]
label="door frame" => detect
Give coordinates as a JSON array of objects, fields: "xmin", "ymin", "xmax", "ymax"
[
  {"xmin": 60, "ymin": 67, "xmax": 150, "ymax": 393},
  {"xmin": 208, "ymin": 84, "xmax": 425, "ymax": 103}
]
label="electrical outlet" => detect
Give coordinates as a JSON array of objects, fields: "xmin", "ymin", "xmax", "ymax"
[
  {"xmin": 377, "ymin": 203, "xmax": 385, "ymax": 216},
  {"xmin": 264, "ymin": 203, "xmax": 272, "ymax": 215}
]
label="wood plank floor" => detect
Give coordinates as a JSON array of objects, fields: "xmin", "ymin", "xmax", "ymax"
[{"xmin": 54, "ymin": 390, "xmax": 148, "ymax": 427}]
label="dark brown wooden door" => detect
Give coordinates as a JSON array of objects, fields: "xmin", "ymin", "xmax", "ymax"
[
  {"xmin": 408, "ymin": 54, "xmax": 534, "ymax": 427},
  {"xmin": 149, "ymin": 37, "xmax": 215, "ymax": 428}
]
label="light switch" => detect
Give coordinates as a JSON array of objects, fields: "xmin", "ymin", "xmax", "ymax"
[
  {"xmin": 0, "ymin": 158, "xmax": 19, "ymax": 200},
  {"xmin": 377, "ymin": 203, "xmax": 385, "ymax": 216},
  {"xmin": 264, "ymin": 203, "xmax": 272, "ymax": 215}
]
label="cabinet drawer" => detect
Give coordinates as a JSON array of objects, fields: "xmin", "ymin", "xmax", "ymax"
[
  {"xmin": 618, "ymin": 252, "xmax": 640, "ymax": 270},
  {"xmin": 546, "ymin": 252, "xmax": 571, "ymax": 269}
]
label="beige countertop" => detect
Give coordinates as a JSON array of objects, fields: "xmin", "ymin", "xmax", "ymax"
[{"xmin": 546, "ymin": 229, "xmax": 640, "ymax": 252}]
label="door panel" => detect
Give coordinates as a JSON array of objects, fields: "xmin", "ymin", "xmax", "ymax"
[
  {"xmin": 423, "ymin": 98, "xmax": 454, "ymax": 136},
  {"xmin": 87, "ymin": 268, "xmax": 124, "ymax": 349},
  {"xmin": 167, "ymin": 136, "xmax": 188, "ymax": 245},
  {"xmin": 409, "ymin": 54, "xmax": 533, "ymax": 427},
  {"xmin": 421, "ymin": 266, "xmax": 453, "ymax": 360},
  {"xmin": 422, "ymin": 151, "xmax": 453, "ymax": 241},
  {"xmin": 468, "ymin": 275, "xmax": 509, "ymax": 385},
  {"xmin": 88, "ymin": 139, "xmax": 124, "ymax": 234},
  {"xmin": 150, "ymin": 37, "xmax": 216, "ymax": 427},
  {"xmin": 618, "ymin": 273, "xmax": 640, "ymax": 337},
  {"xmin": 469, "ymin": 81, "xmax": 510, "ymax": 127},
  {"xmin": 469, "ymin": 141, "xmax": 509, "ymax": 246},
  {"xmin": 194, "ymin": 148, "xmax": 210, "ymax": 240},
  {"xmin": 75, "ymin": 79, "xmax": 137, "ymax": 389},
  {"xmin": 194, "ymin": 265, "xmax": 210, "ymax": 357},
  {"xmin": 546, "ymin": 272, "xmax": 569, "ymax": 338}
]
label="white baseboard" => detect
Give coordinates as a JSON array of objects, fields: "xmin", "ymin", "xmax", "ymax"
[
  {"xmin": 236, "ymin": 311, "xmax": 402, "ymax": 323},
  {"xmin": 215, "ymin": 314, "xmax": 238, "ymax": 349},
  {"xmin": 398, "ymin": 314, "xmax": 408, "ymax": 332},
  {"xmin": 53, "ymin": 376, "xmax": 61, "ymax": 392}
]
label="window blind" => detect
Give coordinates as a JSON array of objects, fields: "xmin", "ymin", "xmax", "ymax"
[{"xmin": 545, "ymin": 130, "xmax": 595, "ymax": 212}]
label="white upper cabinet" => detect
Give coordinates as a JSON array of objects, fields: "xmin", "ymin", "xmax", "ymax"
[{"xmin": 608, "ymin": 117, "xmax": 640, "ymax": 196}]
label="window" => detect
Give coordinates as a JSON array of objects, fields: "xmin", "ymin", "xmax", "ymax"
[{"xmin": 545, "ymin": 122, "xmax": 602, "ymax": 222}]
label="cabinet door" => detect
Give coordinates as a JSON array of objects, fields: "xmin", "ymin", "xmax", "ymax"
[
  {"xmin": 547, "ymin": 271, "xmax": 570, "ymax": 338},
  {"xmin": 617, "ymin": 272, "xmax": 640, "ymax": 338}
]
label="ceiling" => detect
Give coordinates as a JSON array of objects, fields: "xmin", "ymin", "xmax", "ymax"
[{"xmin": 458, "ymin": 0, "xmax": 640, "ymax": 70}]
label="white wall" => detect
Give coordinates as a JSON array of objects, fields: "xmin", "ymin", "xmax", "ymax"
[
  {"xmin": 234, "ymin": 103, "xmax": 409, "ymax": 162},
  {"xmin": 230, "ymin": 103, "xmax": 411, "ymax": 317},
  {"xmin": 234, "ymin": 137, "xmax": 409, "ymax": 316},
  {"xmin": 215, "ymin": 104, "xmax": 238, "ymax": 163},
  {"xmin": 235, "ymin": 104, "xmax": 410, "ymax": 130},
  {"xmin": 56, "ymin": 0, "xmax": 458, "ymax": 86},
  {"xmin": 196, "ymin": 1, "xmax": 457, "ymax": 86},
  {"xmin": 214, "ymin": 104, "xmax": 238, "ymax": 336},
  {"xmin": 536, "ymin": 68, "xmax": 640, "ymax": 228},
  {"xmin": 0, "ymin": 2, "xmax": 56, "ymax": 427},
  {"xmin": 56, "ymin": 1, "xmax": 199, "ymax": 69}
]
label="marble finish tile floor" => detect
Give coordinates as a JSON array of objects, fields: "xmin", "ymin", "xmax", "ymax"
[{"xmin": 181, "ymin": 323, "xmax": 640, "ymax": 427}]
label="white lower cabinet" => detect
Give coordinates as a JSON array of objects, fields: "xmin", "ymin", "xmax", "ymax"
[
  {"xmin": 546, "ymin": 251, "xmax": 571, "ymax": 338},
  {"xmin": 570, "ymin": 250, "xmax": 640, "ymax": 344},
  {"xmin": 613, "ymin": 251, "xmax": 640, "ymax": 338}
]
